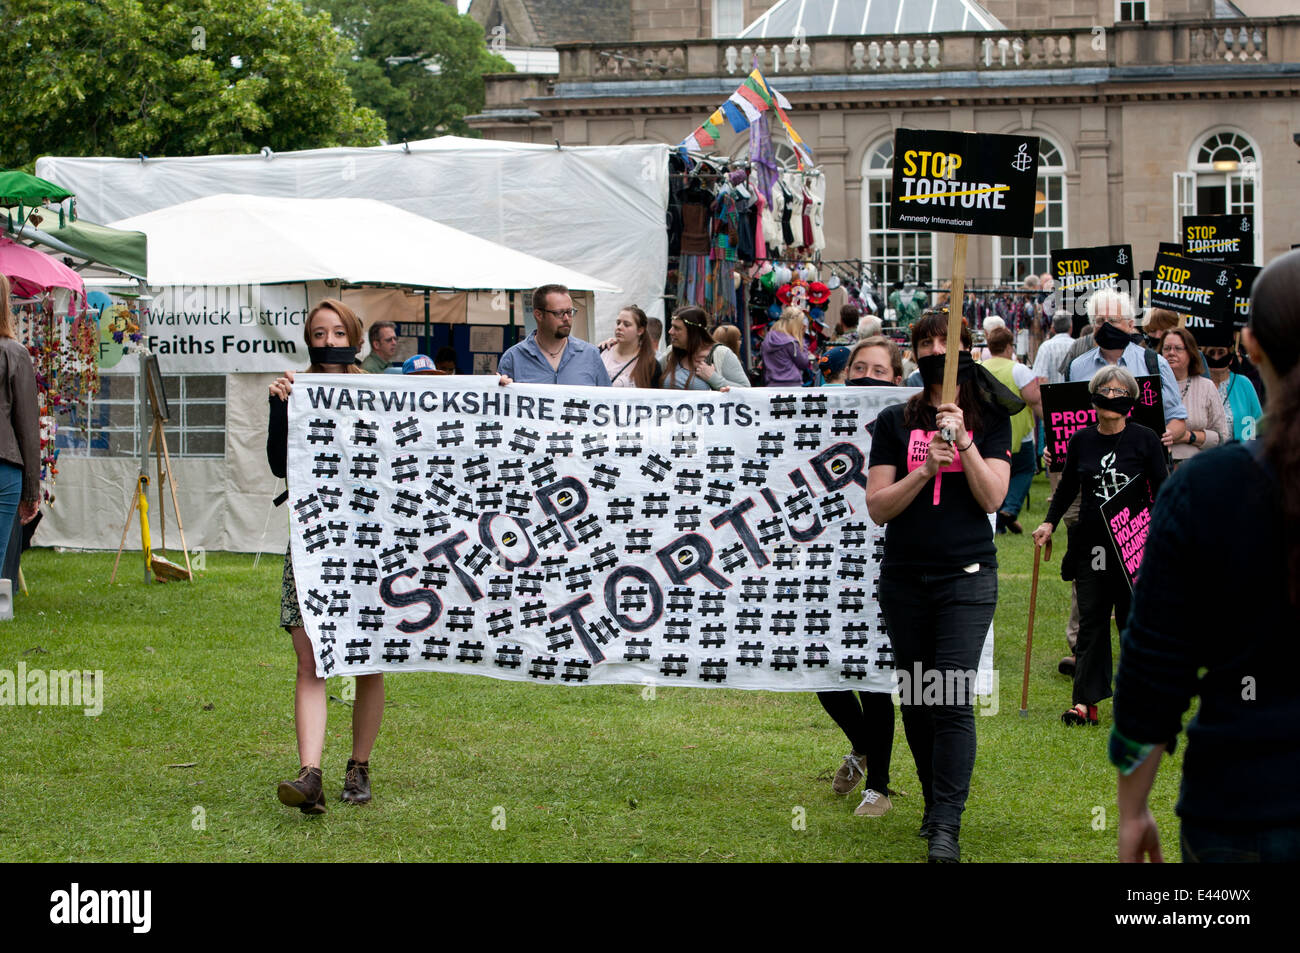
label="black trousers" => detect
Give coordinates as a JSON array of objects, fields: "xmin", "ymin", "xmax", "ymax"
[
  {"xmin": 1072, "ymin": 560, "xmax": 1131, "ymax": 706},
  {"xmin": 879, "ymin": 564, "xmax": 997, "ymax": 831},
  {"xmin": 816, "ymin": 690, "xmax": 895, "ymax": 793}
]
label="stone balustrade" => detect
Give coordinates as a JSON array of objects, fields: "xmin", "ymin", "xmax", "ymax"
[{"xmin": 547, "ymin": 18, "xmax": 1296, "ymax": 82}]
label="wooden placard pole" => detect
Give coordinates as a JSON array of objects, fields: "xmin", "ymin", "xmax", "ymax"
[{"xmin": 940, "ymin": 233, "xmax": 968, "ymax": 409}]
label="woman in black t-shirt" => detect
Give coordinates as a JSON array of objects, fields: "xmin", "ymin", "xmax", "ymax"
[
  {"xmin": 1033, "ymin": 365, "xmax": 1168, "ymax": 727},
  {"xmin": 866, "ymin": 310, "xmax": 1013, "ymax": 863}
]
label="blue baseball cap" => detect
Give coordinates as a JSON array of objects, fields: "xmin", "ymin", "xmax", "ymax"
[
  {"xmin": 402, "ymin": 354, "xmax": 439, "ymax": 375},
  {"xmin": 819, "ymin": 346, "xmax": 850, "ymax": 376}
]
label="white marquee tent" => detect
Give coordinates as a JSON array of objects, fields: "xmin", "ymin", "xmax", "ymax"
[
  {"xmin": 110, "ymin": 194, "xmax": 622, "ymax": 293},
  {"xmin": 34, "ymin": 138, "xmax": 670, "ymax": 555}
]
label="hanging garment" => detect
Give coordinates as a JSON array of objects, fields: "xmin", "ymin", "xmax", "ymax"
[
  {"xmin": 801, "ymin": 187, "xmax": 814, "ymax": 249},
  {"xmin": 778, "ymin": 181, "xmax": 795, "ymax": 247},
  {"xmin": 711, "ymin": 189, "xmax": 741, "ymax": 263},
  {"xmin": 706, "ymin": 259, "xmax": 737, "ymax": 323},
  {"xmin": 749, "ymin": 113, "xmax": 779, "ymax": 206},
  {"xmin": 680, "ymin": 184, "xmax": 713, "ymax": 256},
  {"xmin": 810, "ymin": 189, "xmax": 825, "ymax": 251},
  {"xmin": 762, "ymin": 185, "xmax": 783, "ymax": 251},
  {"xmin": 677, "ymin": 254, "xmax": 710, "ymax": 307}
]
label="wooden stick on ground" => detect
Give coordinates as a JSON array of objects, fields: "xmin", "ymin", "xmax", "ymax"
[
  {"xmin": 157, "ymin": 421, "xmax": 193, "ymax": 580},
  {"xmin": 1020, "ymin": 537, "xmax": 1052, "ymax": 715},
  {"xmin": 110, "ymin": 476, "xmax": 143, "ymax": 584}
]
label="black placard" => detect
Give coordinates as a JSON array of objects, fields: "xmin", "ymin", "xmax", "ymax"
[
  {"xmin": 1150, "ymin": 253, "xmax": 1232, "ymax": 323},
  {"xmin": 1051, "ymin": 244, "xmax": 1134, "ymax": 297},
  {"xmin": 888, "ymin": 129, "xmax": 1040, "ymax": 238},
  {"xmin": 1229, "ymin": 263, "xmax": 1261, "ymax": 329},
  {"xmin": 1156, "ymin": 241, "xmax": 1184, "ymax": 259},
  {"xmin": 1052, "ymin": 244, "xmax": 1134, "ymax": 336},
  {"xmin": 1137, "ymin": 270, "xmax": 1154, "ymax": 313},
  {"xmin": 1101, "ymin": 476, "xmax": 1155, "ymax": 592},
  {"xmin": 1041, "ymin": 377, "xmax": 1165, "ymax": 473},
  {"xmin": 1183, "ymin": 214, "xmax": 1254, "ymax": 264}
]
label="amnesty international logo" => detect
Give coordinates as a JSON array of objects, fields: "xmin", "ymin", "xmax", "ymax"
[
  {"xmin": 1217, "ymin": 270, "xmax": 1229, "ymax": 287},
  {"xmin": 1115, "ymin": 247, "xmax": 1128, "ymax": 266},
  {"xmin": 1010, "ymin": 143, "xmax": 1033, "ymax": 172},
  {"xmin": 1241, "ymin": 217, "xmax": 1251, "ymax": 232}
]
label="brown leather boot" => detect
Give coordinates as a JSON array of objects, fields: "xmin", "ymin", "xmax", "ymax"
[
  {"xmin": 277, "ymin": 766, "xmax": 326, "ymax": 814},
  {"xmin": 341, "ymin": 759, "xmax": 371, "ymax": 804}
]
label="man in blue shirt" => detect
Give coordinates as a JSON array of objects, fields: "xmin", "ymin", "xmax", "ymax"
[
  {"xmin": 497, "ymin": 284, "xmax": 611, "ymax": 386},
  {"xmin": 1066, "ymin": 289, "xmax": 1188, "ymax": 440}
]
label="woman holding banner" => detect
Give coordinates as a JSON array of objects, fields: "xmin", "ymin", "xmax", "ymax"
[
  {"xmin": 267, "ymin": 299, "xmax": 384, "ymax": 814},
  {"xmin": 866, "ymin": 309, "xmax": 1014, "ymax": 862},
  {"xmin": 1112, "ymin": 249, "xmax": 1300, "ymax": 862},
  {"xmin": 1032, "ymin": 366, "xmax": 1167, "ymax": 727}
]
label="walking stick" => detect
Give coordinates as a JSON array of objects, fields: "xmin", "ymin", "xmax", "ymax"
[{"xmin": 1020, "ymin": 537, "xmax": 1052, "ymax": 716}]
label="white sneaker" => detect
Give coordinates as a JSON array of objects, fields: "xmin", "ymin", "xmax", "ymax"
[{"xmin": 854, "ymin": 787, "xmax": 893, "ymax": 817}]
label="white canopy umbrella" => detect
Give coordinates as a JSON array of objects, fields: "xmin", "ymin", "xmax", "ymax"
[{"xmin": 109, "ymin": 193, "xmax": 622, "ymax": 292}]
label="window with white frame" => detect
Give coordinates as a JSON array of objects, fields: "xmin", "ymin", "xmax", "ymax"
[
  {"xmin": 996, "ymin": 138, "xmax": 1067, "ymax": 283},
  {"xmin": 713, "ymin": 0, "xmax": 746, "ymax": 38},
  {"xmin": 55, "ymin": 373, "xmax": 226, "ymax": 458},
  {"xmin": 862, "ymin": 139, "xmax": 935, "ymax": 287},
  {"xmin": 1117, "ymin": 1, "xmax": 1147, "ymax": 22},
  {"xmin": 1179, "ymin": 129, "xmax": 1260, "ymax": 260}
]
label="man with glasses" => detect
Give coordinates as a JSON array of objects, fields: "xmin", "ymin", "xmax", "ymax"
[
  {"xmin": 361, "ymin": 321, "xmax": 399, "ymax": 373},
  {"xmin": 498, "ymin": 284, "xmax": 611, "ymax": 386}
]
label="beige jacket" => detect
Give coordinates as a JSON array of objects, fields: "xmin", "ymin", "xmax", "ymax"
[{"xmin": 1172, "ymin": 373, "xmax": 1228, "ymax": 463}]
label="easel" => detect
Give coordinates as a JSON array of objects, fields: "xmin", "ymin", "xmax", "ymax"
[{"xmin": 110, "ymin": 353, "xmax": 192, "ymax": 583}]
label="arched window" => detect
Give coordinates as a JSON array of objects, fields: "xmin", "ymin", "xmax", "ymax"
[
  {"xmin": 861, "ymin": 139, "xmax": 934, "ymax": 286},
  {"xmin": 994, "ymin": 138, "xmax": 1066, "ymax": 283},
  {"xmin": 1176, "ymin": 129, "xmax": 1260, "ymax": 260}
]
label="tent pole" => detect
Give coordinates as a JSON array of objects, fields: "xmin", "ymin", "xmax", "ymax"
[{"xmin": 423, "ymin": 290, "xmax": 430, "ymax": 356}]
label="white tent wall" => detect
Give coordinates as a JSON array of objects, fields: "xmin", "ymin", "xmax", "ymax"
[
  {"xmin": 36, "ymin": 138, "xmax": 670, "ymax": 342},
  {"xmin": 40, "ymin": 363, "xmax": 290, "ymax": 555}
]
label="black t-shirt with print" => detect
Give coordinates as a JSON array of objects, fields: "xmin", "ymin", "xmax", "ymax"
[
  {"xmin": 868, "ymin": 402, "xmax": 1013, "ymax": 572},
  {"xmin": 1044, "ymin": 422, "xmax": 1168, "ymax": 549}
]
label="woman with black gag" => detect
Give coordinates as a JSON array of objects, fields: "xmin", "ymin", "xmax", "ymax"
[
  {"xmin": 267, "ymin": 299, "xmax": 385, "ymax": 814},
  {"xmin": 866, "ymin": 309, "xmax": 1017, "ymax": 862},
  {"xmin": 1032, "ymin": 366, "xmax": 1168, "ymax": 727}
]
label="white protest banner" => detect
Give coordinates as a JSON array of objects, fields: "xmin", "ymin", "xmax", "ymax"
[{"xmin": 287, "ymin": 378, "xmax": 986, "ymax": 693}]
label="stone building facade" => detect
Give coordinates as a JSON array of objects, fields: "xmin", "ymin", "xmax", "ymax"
[{"xmin": 468, "ymin": 1, "xmax": 1300, "ymax": 287}]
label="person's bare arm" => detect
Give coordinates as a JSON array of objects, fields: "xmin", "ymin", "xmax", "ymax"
[
  {"xmin": 1117, "ymin": 745, "xmax": 1167, "ymax": 863},
  {"xmin": 1020, "ymin": 378, "xmax": 1044, "ymax": 422}
]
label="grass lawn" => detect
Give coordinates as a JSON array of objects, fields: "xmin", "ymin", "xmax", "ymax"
[{"xmin": 0, "ymin": 473, "xmax": 1184, "ymax": 862}]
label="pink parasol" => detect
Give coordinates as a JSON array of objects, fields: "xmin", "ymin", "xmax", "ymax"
[{"xmin": 0, "ymin": 237, "xmax": 85, "ymax": 300}]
